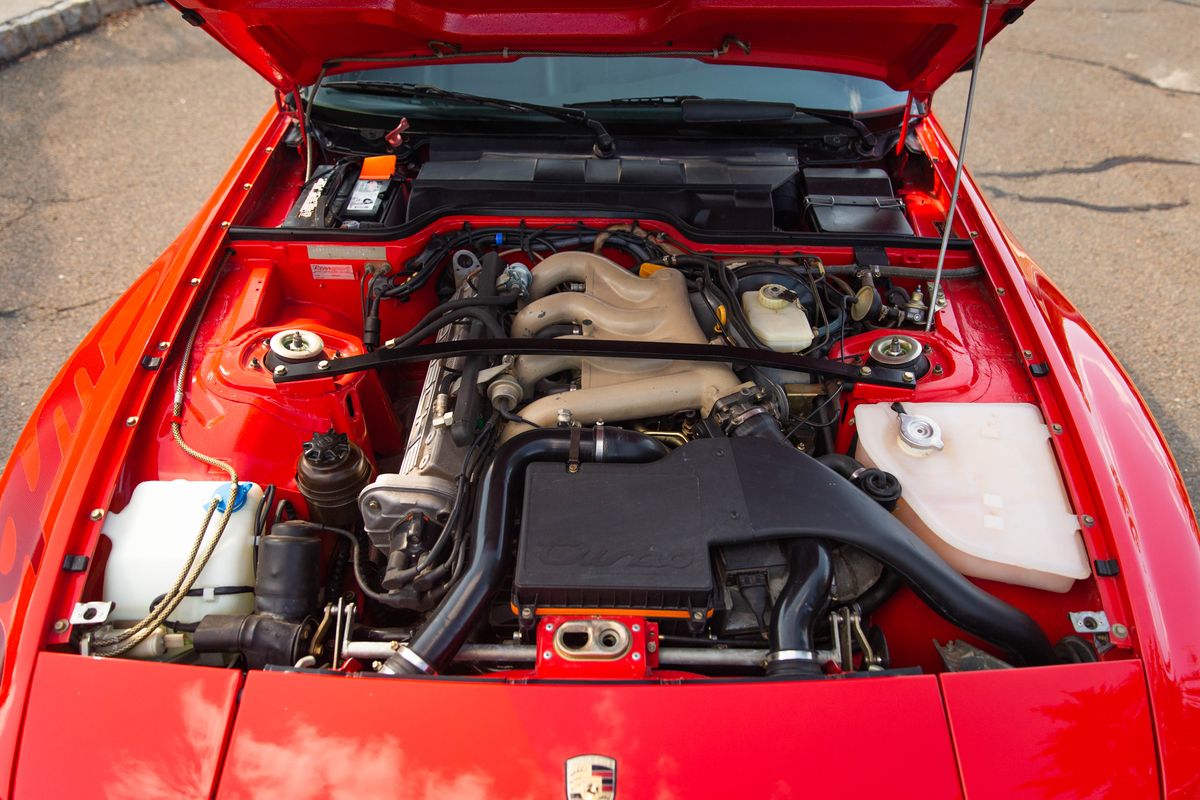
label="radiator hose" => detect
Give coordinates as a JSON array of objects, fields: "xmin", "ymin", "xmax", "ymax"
[{"xmin": 379, "ymin": 427, "xmax": 668, "ymax": 675}]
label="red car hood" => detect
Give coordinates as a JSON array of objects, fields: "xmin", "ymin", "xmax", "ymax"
[
  {"xmin": 15, "ymin": 653, "xmax": 1159, "ymax": 798},
  {"xmin": 170, "ymin": 0, "xmax": 1033, "ymax": 96}
]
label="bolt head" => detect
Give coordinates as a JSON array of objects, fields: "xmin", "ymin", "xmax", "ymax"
[
  {"xmin": 265, "ymin": 146, "xmax": 274, "ymax": 153},
  {"xmin": 520, "ymin": 607, "xmax": 532, "ymax": 619},
  {"xmin": 273, "ymin": 365, "xmax": 287, "ymax": 377},
  {"xmin": 902, "ymin": 371, "xmax": 916, "ymax": 383},
  {"xmin": 859, "ymin": 366, "xmax": 873, "ymax": 377},
  {"xmin": 366, "ymin": 499, "xmax": 381, "ymax": 512},
  {"xmin": 632, "ymin": 652, "xmax": 642, "ymax": 661},
  {"xmin": 1051, "ymin": 423, "xmax": 1064, "ymax": 434},
  {"xmin": 189, "ymin": 278, "xmax": 201, "ymax": 286},
  {"xmin": 932, "ymin": 364, "xmax": 945, "ymax": 375},
  {"xmin": 1081, "ymin": 515, "xmax": 1096, "ymax": 527},
  {"xmin": 542, "ymin": 650, "xmax": 552, "ymax": 660},
  {"xmin": 157, "ymin": 341, "xmax": 169, "ymax": 350},
  {"xmin": 1022, "ymin": 350, "xmax": 1034, "ymax": 360},
  {"xmin": 997, "ymin": 287, "xmax": 1006, "ymax": 296},
  {"xmin": 88, "ymin": 509, "xmax": 104, "ymax": 522},
  {"xmin": 544, "ymin": 622, "xmax": 554, "ymax": 632},
  {"xmin": 52, "ymin": 619, "xmax": 69, "ymax": 634},
  {"xmin": 220, "ymin": 221, "xmax": 231, "ymax": 229},
  {"xmin": 631, "ymin": 624, "xmax": 641, "ymax": 633},
  {"xmin": 124, "ymin": 416, "xmax": 138, "ymax": 427},
  {"xmin": 1112, "ymin": 623, "xmax": 1129, "ymax": 638},
  {"xmin": 317, "ymin": 360, "xmax": 331, "ymax": 371},
  {"xmin": 647, "ymin": 641, "xmax": 658, "ymax": 653},
  {"xmin": 691, "ymin": 610, "xmax": 704, "ymax": 621},
  {"xmin": 243, "ymin": 183, "xmax": 253, "ymax": 190}
]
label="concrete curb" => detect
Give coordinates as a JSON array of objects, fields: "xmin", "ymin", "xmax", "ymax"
[{"xmin": 0, "ymin": 0, "xmax": 159, "ymax": 66}]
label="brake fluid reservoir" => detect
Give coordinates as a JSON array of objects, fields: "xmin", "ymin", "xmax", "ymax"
[
  {"xmin": 854, "ymin": 403, "xmax": 1089, "ymax": 592},
  {"xmin": 741, "ymin": 285, "xmax": 814, "ymax": 352},
  {"xmin": 102, "ymin": 481, "xmax": 263, "ymax": 623}
]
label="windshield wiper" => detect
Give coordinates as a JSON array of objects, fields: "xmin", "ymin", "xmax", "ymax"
[{"xmin": 322, "ymin": 81, "xmax": 617, "ymax": 158}]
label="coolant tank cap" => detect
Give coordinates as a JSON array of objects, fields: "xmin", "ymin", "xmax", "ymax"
[
  {"xmin": 210, "ymin": 483, "xmax": 251, "ymax": 514},
  {"xmin": 898, "ymin": 412, "xmax": 944, "ymax": 453}
]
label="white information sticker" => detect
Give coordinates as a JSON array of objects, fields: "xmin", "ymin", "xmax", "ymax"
[{"xmin": 310, "ymin": 263, "xmax": 356, "ymax": 281}]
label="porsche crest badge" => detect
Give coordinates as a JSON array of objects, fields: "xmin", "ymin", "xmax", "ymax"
[{"xmin": 565, "ymin": 754, "xmax": 617, "ymax": 799}]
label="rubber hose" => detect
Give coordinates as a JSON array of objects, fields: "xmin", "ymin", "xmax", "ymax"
[
  {"xmin": 817, "ymin": 453, "xmax": 864, "ymax": 480},
  {"xmin": 851, "ymin": 568, "xmax": 904, "ymax": 618},
  {"xmin": 767, "ymin": 540, "xmax": 833, "ymax": 677}
]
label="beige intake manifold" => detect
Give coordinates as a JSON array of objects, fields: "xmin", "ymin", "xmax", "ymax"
[{"xmin": 502, "ymin": 251, "xmax": 743, "ymax": 438}]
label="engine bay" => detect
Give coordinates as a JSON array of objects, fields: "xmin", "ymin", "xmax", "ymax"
[{"xmin": 55, "ymin": 120, "xmax": 1122, "ymax": 681}]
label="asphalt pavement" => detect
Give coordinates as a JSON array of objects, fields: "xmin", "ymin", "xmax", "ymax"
[{"xmin": 0, "ymin": 2, "xmax": 1197, "ymax": 506}]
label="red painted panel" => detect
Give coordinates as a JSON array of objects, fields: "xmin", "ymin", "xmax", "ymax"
[
  {"xmin": 14, "ymin": 652, "xmax": 241, "ymax": 798},
  {"xmin": 941, "ymin": 661, "xmax": 1158, "ymax": 799},
  {"xmin": 220, "ymin": 671, "xmax": 963, "ymax": 799}
]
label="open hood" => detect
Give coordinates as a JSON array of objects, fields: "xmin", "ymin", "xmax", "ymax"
[{"xmin": 170, "ymin": 0, "xmax": 1032, "ymax": 96}]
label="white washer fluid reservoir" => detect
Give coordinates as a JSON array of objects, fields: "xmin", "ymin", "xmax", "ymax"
[
  {"xmin": 854, "ymin": 403, "xmax": 1090, "ymax": 592},
  {"xmin": 102, "ymin": 481, "xmax": 262, "ymax": 623}
]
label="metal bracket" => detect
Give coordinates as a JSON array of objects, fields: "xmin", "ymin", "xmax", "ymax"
[
  {"xmin": 70, "ymin": 601, "xmax": 114, "ymax": 626},
  {"xmin": 1068, "ymin": 610, "xmax": 1110, "ymax": 634}
]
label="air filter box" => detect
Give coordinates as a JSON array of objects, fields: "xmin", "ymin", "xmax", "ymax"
[{"xmin": 514, "ymin": 462, "xmax": 715, "ymax": 613}]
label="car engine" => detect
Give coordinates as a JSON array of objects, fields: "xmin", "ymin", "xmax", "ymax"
[{"xmin": 78, "ymin": 160, "xmax": 1099, "ymax": 680}]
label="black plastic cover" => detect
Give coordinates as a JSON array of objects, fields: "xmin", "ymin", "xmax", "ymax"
[
  {"xmin": 408, "ymin": 154, "xmax": 798, "ymax": 232},
  {"xmin": 802, "ymin": 167, "xmax": 914, "ymax": 235},
  {"xmin": 513, "ymin": 437, "xmax": 1056, "ymax": 666},
  {"xmin": 515, "ymin": 462, "xmax": 714, "ymax": 611}
]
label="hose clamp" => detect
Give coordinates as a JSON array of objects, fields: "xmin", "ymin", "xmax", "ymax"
[
  {"xmin": 380, "ymin": 645, "xmax": 435, "ymax": 675},
  {"xmin": 766, "ymin": 649, "xmax": 818, "ymax": 663},
  {"xmin": 593, "ymin": 421, "xmax": 606, "ymax": 462}
]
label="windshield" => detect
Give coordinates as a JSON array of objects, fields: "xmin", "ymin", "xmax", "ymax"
[{"xmin": 333, "ymin": 57, "xmax": 906, "ymax": 114}]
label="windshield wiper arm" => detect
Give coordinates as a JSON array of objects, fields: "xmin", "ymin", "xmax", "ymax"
[{"xmin": 323, "ymin": 81, "xmax": 617, "ymax": 157}]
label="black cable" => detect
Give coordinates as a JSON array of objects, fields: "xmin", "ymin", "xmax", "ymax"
[{"xmin": 273, "ymin": 499, "xmax": 297, "ymax": 524}]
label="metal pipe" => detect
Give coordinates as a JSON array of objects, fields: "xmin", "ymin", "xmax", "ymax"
[
  {"xmin": 926, "ymin": 0, "xmax": 993, "ymax": 333},
  {"xmin": 348, "ymin": 641, "xmax": 840, "ymax": 669}
]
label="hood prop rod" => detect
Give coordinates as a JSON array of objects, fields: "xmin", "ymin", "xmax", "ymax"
[{"xmin": 926, "ymin": 0, "xmax": 992, "ymax": 333}]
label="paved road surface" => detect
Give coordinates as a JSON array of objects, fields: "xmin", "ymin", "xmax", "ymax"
[{"xmin": 0, "ymin": 2, "xmax": 1197, "ymax": 506}]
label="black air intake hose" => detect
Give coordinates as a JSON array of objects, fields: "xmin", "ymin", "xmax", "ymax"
[
  {"xmin": 767, "ymin": 541, "xmax": 833, "ymax": 677},
  {"xmin": 380, "ymin": 427, "xmax": 668, "ymax": 676}
]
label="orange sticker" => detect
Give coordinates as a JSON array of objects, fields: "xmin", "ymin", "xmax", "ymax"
[{"xmin": 359, "ymin": 155, "xmax": 396, "ymax": 181}]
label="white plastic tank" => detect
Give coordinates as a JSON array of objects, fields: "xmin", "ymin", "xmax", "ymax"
[
  {"xmin": 741, "ymin": 284, "xmax": 814, "ymax": 352},
  {"xmin": 854, "ymin": 402, "xmax": 1089, "ymax": 592},
  {"xmin": 102, "ymin": 481, "xmax": 263, "ymax": 623}
]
